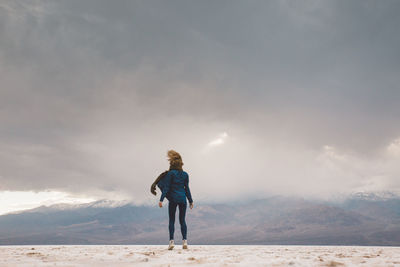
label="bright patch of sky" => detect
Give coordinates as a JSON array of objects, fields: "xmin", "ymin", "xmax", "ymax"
[{"xmin": 0, "ymin": 191, "xmax": 95, "ymax": 215}]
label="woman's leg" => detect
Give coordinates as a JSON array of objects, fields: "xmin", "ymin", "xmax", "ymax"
[
  {"xmin": 168, "ymin": 201, "xmax": 178, "ymax": 240},
  {"xmin": 178, "ymin": 202, "xmax": 187, "ymax": 240}
]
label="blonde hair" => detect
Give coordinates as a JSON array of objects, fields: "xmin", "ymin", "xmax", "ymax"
[{"xmin": 167, "ymin": 150, "xmax": 183, "ymax": 170}]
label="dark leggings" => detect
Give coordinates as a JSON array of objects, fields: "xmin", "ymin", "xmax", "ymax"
[{"xmin": 168, "ymin": 201, "xmax": 187, "ymax": 240}]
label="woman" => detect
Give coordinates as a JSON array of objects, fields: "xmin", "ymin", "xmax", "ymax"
[{"xmin": 151, "ymin": 150, "xmax": 194, "ymax": 250}]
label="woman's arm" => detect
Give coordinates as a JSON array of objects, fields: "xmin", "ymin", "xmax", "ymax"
[
  {"xmin": 150, "ymin": 171, "xmax": 168, "ymax": 195},
  {"xmin": 184, "ymin": 174, "xmax": 193, "ymax": 204},
  {"xmin": 159, "ymin": 172, "xmax": 172, "ymax": 202}
]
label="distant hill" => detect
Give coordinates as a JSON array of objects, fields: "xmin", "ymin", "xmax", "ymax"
[{"xmin": 0, "ymin": 193, "xmax": 399, "ymax": 245}]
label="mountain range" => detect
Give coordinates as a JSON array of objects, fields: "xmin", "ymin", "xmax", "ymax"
[{"xmin": 0, "ymin": 192, "xmax": 399, "ymax": 245}]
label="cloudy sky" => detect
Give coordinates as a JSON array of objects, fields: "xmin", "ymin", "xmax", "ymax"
[{"xmin": 1, "ymin": 0, "xmax": 400, "ymax": 213}]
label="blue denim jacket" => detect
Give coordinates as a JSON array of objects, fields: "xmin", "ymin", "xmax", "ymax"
[{"xmin": 159, "ymin": 169, "xmax": 193, "ymax": 204}]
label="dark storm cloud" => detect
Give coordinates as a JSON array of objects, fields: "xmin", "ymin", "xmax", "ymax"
[{"xmin": 1, "ymin": 0, "xmax": 400, "ymax": 202}]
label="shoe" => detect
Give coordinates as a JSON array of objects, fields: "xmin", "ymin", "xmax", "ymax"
[
  {"xmin": 168, "ymin": 240, "xmax": 174, "ymax": 250},
  {"xmin": 182, "ymin": 239, "xmax": 188, "ymax": 249}
]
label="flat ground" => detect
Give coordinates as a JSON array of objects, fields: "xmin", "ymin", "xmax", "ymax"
[{"xmin": 0, "ymin": 245, "xmax": 399, "ymax": 266}]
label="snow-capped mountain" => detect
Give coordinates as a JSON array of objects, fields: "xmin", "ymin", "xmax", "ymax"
[
  {"xmin": 349, "ymin": 191, "xmax": 400, "ymax": 201},
  {"xmin": 10, "ymin": 199, "xmax": 130, "ymax": 214},
  {"xmin": 0, "ymin": 194, "xmax": 399, "ymax": 246}
]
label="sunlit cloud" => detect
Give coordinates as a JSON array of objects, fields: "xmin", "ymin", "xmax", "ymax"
[
  {"xmin": 387, "ymin": 137, "xmax": 400, "ymax": 156},
  {"xmin": 207, "ymin": 132, "xmax": 229, "ymax": 147}
]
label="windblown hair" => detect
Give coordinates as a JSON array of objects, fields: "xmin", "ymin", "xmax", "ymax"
[{"xmin": 167, "ymin": 150, "xmax": 183, "ymax": 170}]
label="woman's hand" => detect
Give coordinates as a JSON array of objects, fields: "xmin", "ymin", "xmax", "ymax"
[
  {"xmin": 159, "ymin": 201, "xmax": 163, "ymax": 208},
  {"xmin": 190, "ymin": 202, "xmax": 194, "ymax": 209}
]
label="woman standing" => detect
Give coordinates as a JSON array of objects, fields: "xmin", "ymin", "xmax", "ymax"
[{"xmin": 152, "ymin": 150, "xmax": 194, "ymax": 250}]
